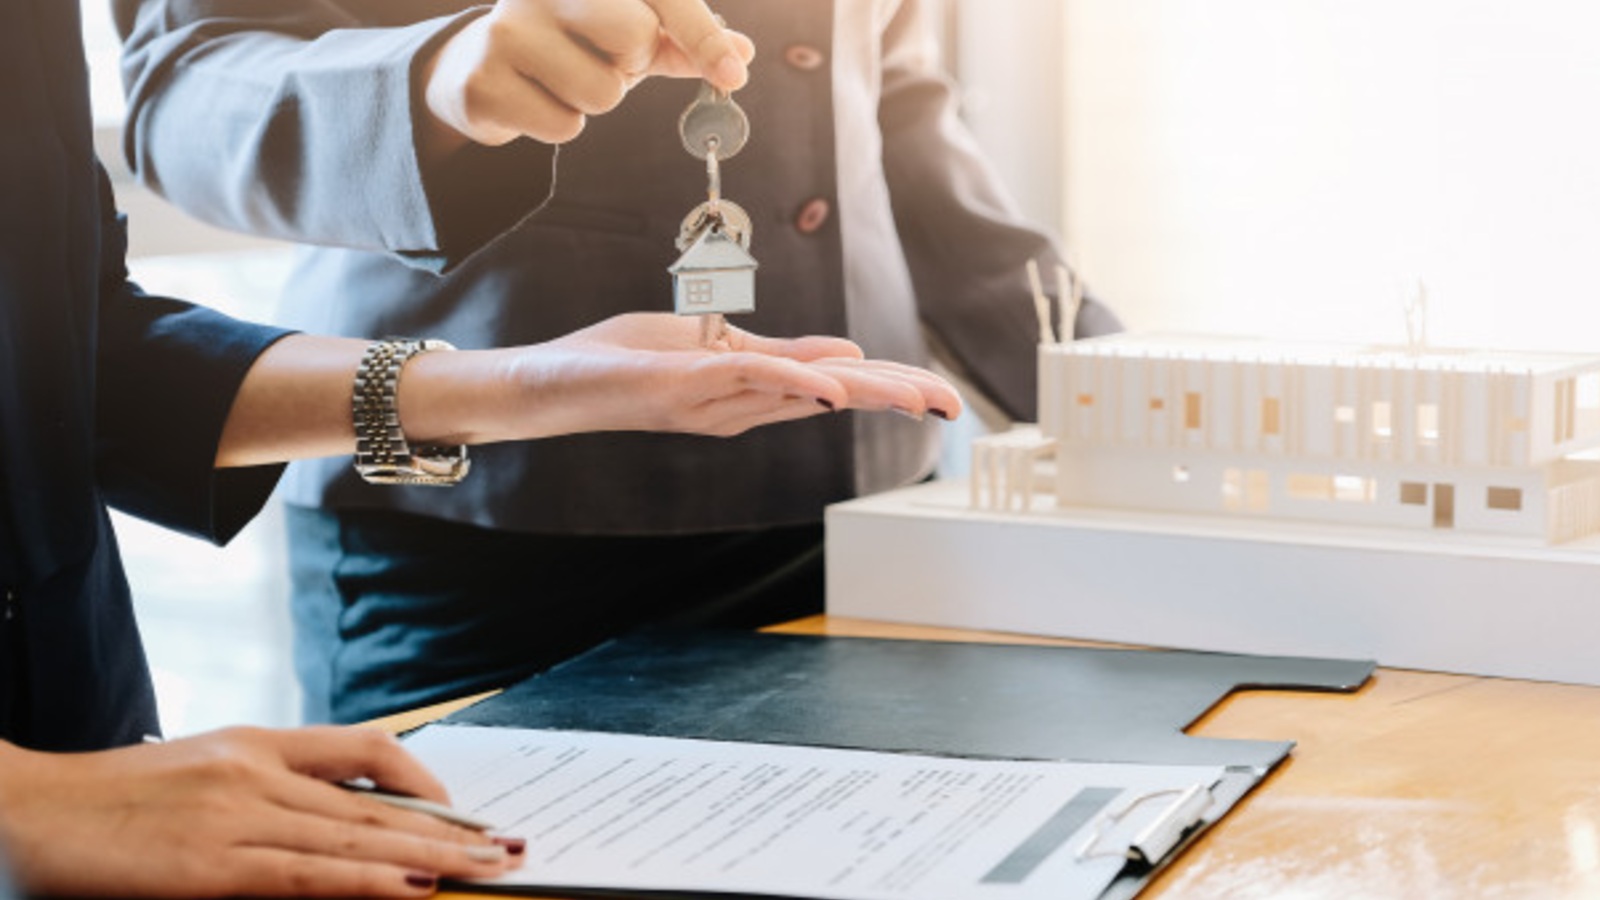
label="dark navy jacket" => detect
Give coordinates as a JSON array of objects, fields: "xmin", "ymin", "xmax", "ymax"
[{"xmin": 0, "ymin": 0, "xmax": 289, "ymax": 751}]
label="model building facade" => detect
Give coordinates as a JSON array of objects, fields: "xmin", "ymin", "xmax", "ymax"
[{"xmin": 976, "ymin": 333, "xmax": 1600, "ymax": 544}]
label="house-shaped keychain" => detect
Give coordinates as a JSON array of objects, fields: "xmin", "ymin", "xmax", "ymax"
[{"xmin": 670, "ymin": 223, "xmax": 758, "ymax": 316}]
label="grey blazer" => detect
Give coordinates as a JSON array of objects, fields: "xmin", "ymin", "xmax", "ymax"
[{"xmin": 118, "ymin": 0, "xmax": 1118, "ymax": 535}]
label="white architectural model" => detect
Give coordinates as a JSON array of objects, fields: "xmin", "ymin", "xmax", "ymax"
[
  {"xmin": 973, "ymin": 334, "xmax": 1600, "ymax": 544},
  {"xmin": 828, "ymin": 277, "xmax": 1600, "ymax": 686}
]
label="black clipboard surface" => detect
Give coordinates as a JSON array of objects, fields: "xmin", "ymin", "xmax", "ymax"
[{"xmin": 432, "ymin": 628, "xmax": 1374, "ymax": 898}]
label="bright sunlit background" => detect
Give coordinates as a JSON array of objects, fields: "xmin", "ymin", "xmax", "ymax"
[
  {"xmin": 1056, "ymin": 0, "xmax": 1600, "ymax": 350},
  {"xmin": 77, "ymin": 0, "xmax": 1600, "ymax": 733}
]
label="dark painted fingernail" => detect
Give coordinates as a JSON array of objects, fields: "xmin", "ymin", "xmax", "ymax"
[
  {"xmin": 405, "ymin": 872, "xmax": 438, "ymax": 890},
  {"xmin": 494, "ymin": 836, "xmax": 527, "ymax": 856},
  {"xmin": 930, "ymin": 408, "xmax": 953, "ymax": 420},
  {"xmin": 816, "ymin": 398, "xmax": 836, "ymax": 411}
]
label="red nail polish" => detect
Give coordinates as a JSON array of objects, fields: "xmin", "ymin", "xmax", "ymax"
[
  {"xmin": 405, "ymin": 872, "xmax": 437, "ymax": 890},
  {"xmin": 494, "ymin": 837, "xmax": 527, "ymax": 856},
  {"xmin": 816, "ymin": 398, "xmax": 836, "ymax": 411},
  {"xmin": 930, "ymin": 408, "xmax": 952, "ymax": 420}
]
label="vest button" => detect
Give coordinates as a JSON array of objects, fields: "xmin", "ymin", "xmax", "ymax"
[
  {"xmin": 795, "ymin": 198, "xmax": 832, "ymax": 235},
  {"xmin": 785, "ymin": 44, "xmax": 826, "ymax": 72}
]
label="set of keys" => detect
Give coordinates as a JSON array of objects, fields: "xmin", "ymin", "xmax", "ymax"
[{"xmin": 670, "ymin": 81, "xmax": 758, "ymax": 348}]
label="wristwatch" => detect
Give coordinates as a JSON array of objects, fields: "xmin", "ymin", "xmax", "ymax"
[{"xmin": 352, "ymin": 338, "xmax": 470, "ymax": 486}]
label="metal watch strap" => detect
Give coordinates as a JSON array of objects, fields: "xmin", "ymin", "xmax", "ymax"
[{"xmin": 352, "ymin": 338, "xmax": 470, "ymax": 486}]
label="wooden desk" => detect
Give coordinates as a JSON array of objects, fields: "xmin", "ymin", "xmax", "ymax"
[{"xmin": 385, "ymin": 616, "xmax": 1600, "ymax": 900}]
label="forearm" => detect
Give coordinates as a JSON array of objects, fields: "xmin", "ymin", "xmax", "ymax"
[
  {"xmin": 214, "ymin": 316, "xmax": 964, "ymax": 469},
  {"xmin": 118, "ymin": 0, "xmax": 553, "ymax": 268},
  {"xmin": 214, "ymin": 335, "xmax": 522, "ymax": 468},
  {"xmin": 0, "ymin": 741, "xmax": 35, "ymax": 808}
]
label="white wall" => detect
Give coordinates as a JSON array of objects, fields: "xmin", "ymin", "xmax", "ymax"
[
  {"xmin": 953, "ymin": 0, "xmax": 1067, "ymax": 237},
  {"xmin": 1058, "ymin": 1, "xmax": 1600, "ymax": 351}
]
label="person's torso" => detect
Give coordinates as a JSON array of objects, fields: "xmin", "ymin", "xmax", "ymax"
[
  {"xmin": 0, "ymin": 0, "xmax": 161, "ymax": 751},
  {"xmin": 280, "ymin": 0, "xmax": 938, "ymax": 534}
]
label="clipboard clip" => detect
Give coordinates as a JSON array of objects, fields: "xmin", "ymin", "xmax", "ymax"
[{"xmin": 1075, "ymin": 782, "xmax": 1214, "ymax": 867}]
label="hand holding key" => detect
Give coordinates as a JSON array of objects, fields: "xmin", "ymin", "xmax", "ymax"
[{"xmin": 418, "ymin": 0, "xmax": 754, "ymax": 155}]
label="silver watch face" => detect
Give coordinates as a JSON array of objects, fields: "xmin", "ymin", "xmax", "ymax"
[{"xmin": 355, "ymin": 458, "xmax": 471, "ymax": 487}]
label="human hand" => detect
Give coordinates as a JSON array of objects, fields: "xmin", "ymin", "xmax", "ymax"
[
  {"xmin": 0, "ymin": 727, "xmax": 520, "ymax": 898},
  {"xmin": 420, "ymin": 0, "xmax": 754, "ymax": 153},
  {"xmin": 401, "ymin": 313, "xmax": 963, "ymax": 444}
]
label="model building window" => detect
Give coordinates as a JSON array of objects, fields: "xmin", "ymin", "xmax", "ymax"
[
  {"xmin": 1335, "ymin": 405, "xmax": 1356, "ymax": 424},
  {"xmin": 1172, "ymin": 465, "xmax": 1191, "ymax": 483},
  {"xmin": 1487, "ymin": 487, "xmax": 1523, "ymax": 511},
  {"xmin": 1416, "ymin": 403, "xmax": 1440, "ymax": 445},
  {"xmin": 1577, "ymin": 373, "xmax": 1600, "ymax": 438},
  {"xmin": 1579, "ymin": 373, "xmax": 1600, "ymax": 409},
  {"xmin": 1371, "ymin": 401, "xmax": 1393, "ymax": 440},
  {"xmin": 1334, "ymin": 475, "xmax": 1375, "ymax": 503},
  {"xmin": 1247, "ymin": 469, "xmax": 1271, "ymax": 512},
  {"xmin": 1556, "ymin": 378, "xmax": 1576, "ymax": 443},
  {"xmin": 1400, "ymin": 482, "xmax": 1428, "ymax": 505},
  {"xmin": 1261, "ymin": 397, "xmax": 1282, "ymax": 436},
  {"xmin": 1222, "ymin": 467, "xmax": 1242, "ymax": 510},
  {"xmin": 1185, "ymin": 392, "xmax": 1203, "ymax": 429},
  {"xmin": 1287, "ymin": 473, "xmax": 1334, "ymax": 501}
]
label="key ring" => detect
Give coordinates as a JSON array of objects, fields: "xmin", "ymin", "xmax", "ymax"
[{"xmin": 705, "ymin": 136, "xmax": 722, "ymax": 213}]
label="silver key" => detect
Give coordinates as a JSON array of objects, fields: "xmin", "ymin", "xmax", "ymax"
[
  {"xmin": 678, "ymin": 82, "xmax": 749, "ymax": 161},
  {"xmin": 673, "ymin": 74, "xmax": 754, "ymax": 348}
]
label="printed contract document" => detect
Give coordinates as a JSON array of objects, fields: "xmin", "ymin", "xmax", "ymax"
[{"xmin": 403, "ymin": 725, "xmax": 1225, "ymax": 900}]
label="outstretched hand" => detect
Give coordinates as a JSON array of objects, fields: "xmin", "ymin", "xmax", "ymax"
[
  {"xmin": 399, "ymin": 313, "xmax": 963, "ymax": 446},
  {"xmin": 0, "ymin": 728, "xmax": 520, "ymax": 898},
  {"xmin": 507, "ymin": 313, "xmax": 963, "ymax": 439}
]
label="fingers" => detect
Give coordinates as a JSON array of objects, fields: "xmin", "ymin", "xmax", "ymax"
[
  {"xmin": 503, "ymin": 21, "xmax": 632, "ymax": 117},
  {"xmin": 684, "ymin": 353, "xmax": 850, "ymax": 412},
  {"xmin": 243, "ymin": 808, "xmax": 514, "ymax": 882},
  {"xmin": 692, "ymin": 390, "xmax": 841, "ymax": 436},
  {"xmin": 267, "ymin": 727, "xmax": 452, "ymax": 806},
  {"xmin": 423, "ymin": 14, "xmax": 587, "ymax": 146},
  {"xmin": 645, "ymin": 28, "xmax": 756, "ymax": 83},
  {"xmin": 547, "ymin": 0, "xmax": 661, "ymax": 79},
  {"xmin": 666, "ymin": 353, "xmax": 964, "ymax": 436},
  {"xmin": 227, "ymin": 847, "xmax": 443, "ymax": 899},
  {"xmin": 808, "ymin": 358, "xmax": 964, "ymax": 419},
  {"xmin": 423, "ymin": 0, "xmax": 752, "ymax": 149},
  {"xmin": 261, "ymin": 766, "xmax": 490, "ymax": 850},
  {"xmin": 640, "ymin": 0, "xmax": 751, "ymax": 89},
  {"xmin": 725, "ymin": 327, "xmax": 865, "ymax": 363}
]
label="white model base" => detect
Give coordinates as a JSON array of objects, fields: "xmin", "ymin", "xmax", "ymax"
[{"xmin": 826, "ymin": 479, "xmax": 1600, "ymax": 685}]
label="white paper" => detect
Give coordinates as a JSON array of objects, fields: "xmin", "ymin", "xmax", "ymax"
[{"xmin": 403, "ymin": 725, "xmax": 1224, "ymax": 900}]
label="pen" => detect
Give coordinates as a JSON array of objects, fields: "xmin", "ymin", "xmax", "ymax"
[
  {"xmin": 143, "ymin": 735, "xmax": 498, "ymax": 832},
  {"xmin": 339, "ymin": 781, "xmax": 499, "ymax": 833}
]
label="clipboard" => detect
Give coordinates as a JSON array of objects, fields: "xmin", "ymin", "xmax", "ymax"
[{"xmin": 429, "ymin": 628, "xmax": 1374, "ymax": 897}]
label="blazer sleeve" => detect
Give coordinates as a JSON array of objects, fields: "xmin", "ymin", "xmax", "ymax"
[
  {"xmin": 92, "ymin": 167, "xmax": 294, "ymax": 546},
  {"xmin": 116, "ymin": 0, "xmax": 556, "ymax": 273},
  {"xmin": 876, "ymin": 0, "xmax": 1120, "ymax": 422}
]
